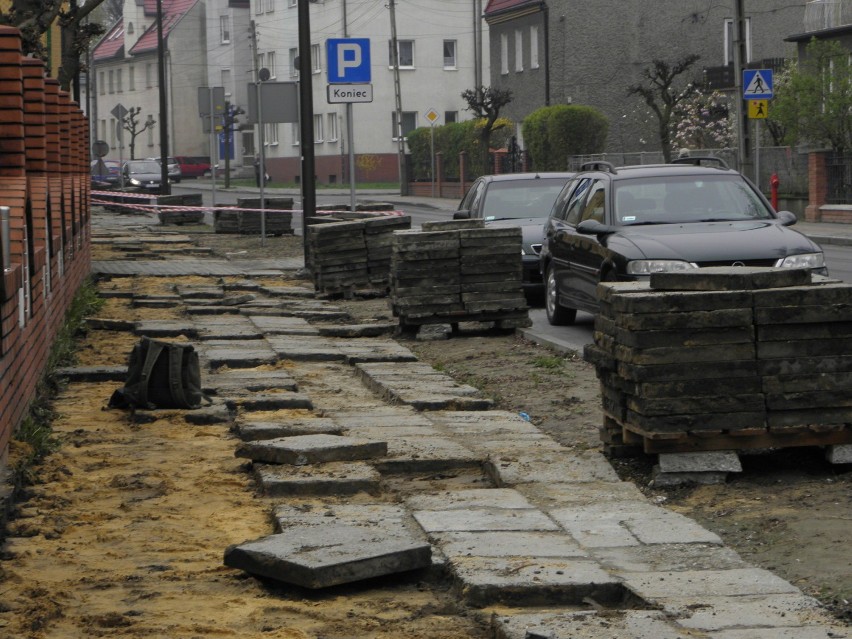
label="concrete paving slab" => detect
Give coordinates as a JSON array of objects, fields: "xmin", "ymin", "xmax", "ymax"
[
  {"xmin": 590, "ymin": 543, "xmax": 746, "ymax": 574},
  {"xmin": 661, "ymin": 593, "xmax": 830, "ymax": 632},
  {"xmin": 392, "ymin": 392, "xmax": 495, "ymax": 411},
  {"xmin": 265, "ymin": 335, "xmax": 345, "ymax": 361},
  {"xmin": 433, "ymin": 411, "xmax": 544, "ymax": 438},
  {"xmin": 233, "ymin": 418, "xmax": 342, "ymax": 441},
  {"xmin": 260, "ymin": 285, "xmax": 316, "ymax": 298},
  {"xmin": 371, "ymin": 436, "xmax": 481, "ymax": 473},
  {"xmin": 487, "ymin": 450, "xmax": 621, "ymax": 486},
  {"xmin": 200, "ymin": 340, "xmax": 277, "ymax": 368},
  {"xmin": 273, "ymin": 503, "xmax": 426, "ymax": 539},
  {"xmin": 451, "ymin": 556, "xmax": 624, "ymax": 607},
  {"xmin": 134, "ymin": 320, "xmax": 199, "ymax": 338},
  {"xmin": 827, "ymin": 443, "xmax": 852, "ymax": 464},
  {"xmin": 516, "ymin": 481, "xmax": 645, "ymax": 509},
  {"xmin": 406, "ymin": 488, "xmax": 536, "ymax": 511},
  {"xmin": 235, "ymin": 434, "xmax": 387, "ymax": 465},
  {"xmin": 224, "ymin": 391, "xmax": 313, "ymax": 411},
  {"xmin": 248, "ymin": 315, "xmax": 319, "ymax": 335},
  {"xmin": 316, "ymin": 323, "xmax": 397, "ymax": 338},
  {"xmin": 492, "ymin": 610, "xmax": 692, "ymax": 639},
  {"xmin": 413, "ymin": 507, "xmax": 560, "ymax": 533},
  {"xmin": 195, "ymin": 316, "xmax": 262, "ymax": 340},
  {"xmin": 623, "ymin": 568, "xmax": 800, "ymax": 600},
  {"xmin": 550, "ymin": 502, "xmax": 722, "ymax": 547},
  {"xmin": 338, "ymin": 339, "xmax": 419, "ymax": 363},
  {"xmin": 431, "ymin": 531, "xmax": 587, "ymax": 559},
  {"xmin": 657, "ymin": 451, "xmax": 743, "ymax": 473},
  {"xmin": 253, "ymin": 461, "xmax": 381, "ymax": 497},
  {"xmin": 183, "ymin": 402, "xmax": 232, "ymax": 425},
  {"xmin": 175, "ymin": 285, "xmax": 224, "ymax": 299},
  {"xmin": 651, "ymin": 469, "xmax": 730, "ymax": 487},
  {"xmin": 186, "ymin": 305, "xmax": 242, "ymax": 315},
  {"xmin": 710, "ymin": 627, "xmax": 849, "ymax": 639},
  {"xmin": 206, "ymin": 368, "xmax": 299, "ymax": 392},
  {"xmin": 328, "ymin": 407, "xmax": 434, "ymax": 429},
  {"xmin": 223, "ymin": 524, "xmax": 431, "ymax": 589}
]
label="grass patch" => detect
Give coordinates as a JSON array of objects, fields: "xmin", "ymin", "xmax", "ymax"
[
  {"xmin": 531, "ymin": 355, "xmax": 565, "ymax": 369},
  {"xmin": 9, "ymin": 278, "xmax": 104, "ymax": 485}
]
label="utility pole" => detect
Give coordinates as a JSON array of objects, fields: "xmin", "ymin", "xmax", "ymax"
[
  {"xmin": 733, "ymin": 0, "xmax": 752, "ymax": 180},
  {"xmin": 155, "ymin": 0, "xmax": 170, "ymax": 194},
  {"xmin": 389, "ymin": 0, "xmax": 408, "ymax": 195},
  {"xmin": 250, "ymin": 20, "xmax": 268, "ymax": 244},
  {"xmin": 297, "ymin": 0, "xmax": 317, "ymax": 253},
  {"xmin": 473, "ymin": 0, "xmax": 482, "ymax": 89}
]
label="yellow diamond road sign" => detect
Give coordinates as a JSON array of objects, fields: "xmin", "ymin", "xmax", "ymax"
[
  {"xmin": 425, "ymin": 108, "xmax": 440, "ymax": 125},
  {"xmin": 748, "ymin": 99, "xmax": 768, "ymax": 119}
]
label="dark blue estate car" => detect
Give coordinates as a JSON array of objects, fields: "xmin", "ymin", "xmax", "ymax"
[{"xmin": 540, "ymin": 158, "xmax": 828, "ymax": 325}]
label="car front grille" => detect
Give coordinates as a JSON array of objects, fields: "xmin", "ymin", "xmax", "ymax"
[{"xmin": 696, "ymin": 258, "xmax": 778, "ymax": 268}]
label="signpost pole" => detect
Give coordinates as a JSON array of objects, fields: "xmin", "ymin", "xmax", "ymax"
[
  {"xmin": 430, "ymin": 123, "xmax": 435, "ymax": 198},
  {"xmin": 347, "ymin": 104, "xmax": 356, "ymax": 212}
]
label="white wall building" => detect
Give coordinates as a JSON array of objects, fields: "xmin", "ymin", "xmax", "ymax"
[{"xmin": 251, "ymin": 0, "xmax": 489, "ymax": 185}]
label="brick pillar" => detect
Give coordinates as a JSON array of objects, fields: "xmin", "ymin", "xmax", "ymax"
[
  {"xmin": 805, "ymin": 151, "xmax": 828, "ymax": 222},
  {"xmin": 22, "ymin": 58, "xmax": 47, "ymax": 307},
  {"xmin": 435, "ymin": 152, "xmax": 443, "ymax": 198},
  {"xmin": 44, "ymin": 79, "xmax": 63, "ymax": 276},
  {"xmin": 459, "ymin": 151, "xmax": 468, "ymax": 197}
]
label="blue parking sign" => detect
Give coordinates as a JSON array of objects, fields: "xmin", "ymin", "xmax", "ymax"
[{"xmin": 327, "ymin": 38, "xmax": 371, "ymax": 84}]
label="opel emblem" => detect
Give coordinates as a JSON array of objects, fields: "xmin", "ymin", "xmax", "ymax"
[{"xmin": 731, "ymin": 261, "xmax": 745, "ymax": 267}]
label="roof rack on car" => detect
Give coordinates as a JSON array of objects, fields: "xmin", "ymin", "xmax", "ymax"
[
  {"xmin": 670, "ymin": 156, "xmax": 730, "ymax": 169},
  {"xmin": 579, "ymin": 161, "xmax": 616, "ymax": 173}
]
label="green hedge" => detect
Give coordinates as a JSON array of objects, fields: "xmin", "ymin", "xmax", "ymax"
[
  {"xmin": 407, "ymin": 118, "xmax": 513, "ymax": 180},
  {"xmin": 522, "ymin": 105, "xmax": 609, "ymax": 170}
]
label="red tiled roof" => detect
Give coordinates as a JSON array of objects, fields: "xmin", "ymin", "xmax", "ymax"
[
  {"xmin": 484, "ymin": 0, "xmax": 541, "ymax": 16},
  {"xmin": 130, "ymin": 0, "xmax": 199, "ymax": 55},
  {"xmin": 92, "ymin": 20, "xmax": 125, "ymax": 61}
]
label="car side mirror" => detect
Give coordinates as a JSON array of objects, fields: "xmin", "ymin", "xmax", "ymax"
[
  {"xmin": 776, "ymin": 210, "xmax": 797, "ymax": 227},
  {"xmin": 453, "ymin": 210, "xmax": 471, "ymax": 220},
  {"xmin": 577, "ymin": 219, "xmax": 614, "ymax": 236}
]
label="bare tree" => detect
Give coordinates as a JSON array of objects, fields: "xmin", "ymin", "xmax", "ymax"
[
  {"xmin": 122, "ymin": 107, "xmax": 156, "ymax": 160},
  {"xmin": 1, "ymin": 0, "xmax": 108, "ymax": 92},
  {"xmin": 461, "ymin": 85, "xmax": 513, "ymax": 175},
  {"xmin": 627, "ymin": 54, "xmax": 700, "ymax": 162}
]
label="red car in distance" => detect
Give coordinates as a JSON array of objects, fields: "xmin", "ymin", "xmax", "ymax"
[{"xmin": 173, "ymin": 156, "xmax": 211, "ymax": 178}]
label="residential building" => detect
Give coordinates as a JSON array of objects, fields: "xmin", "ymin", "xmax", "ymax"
[
  {"xmin": 251, "ymin": 1, "xmax": 488, "ymax": 184},
  {"xmin": 91, "ymin": 0, "xmax": 230, "ymax": 164},
  {"xmin": 787, "ymin": 0, "xmax": 852, "ymax": 55},
  {"xmin": 484, "ymin": 1, "xmax": 806, "ymax": 156}
]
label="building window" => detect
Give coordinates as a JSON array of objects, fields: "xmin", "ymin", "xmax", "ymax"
[
  {"xmin": 108, "ymin": 69, "xmax": 114, "ymax": 93},
  {"xmin": 255, "ymin": 0, "xmax": 263, "ymax": 15},
  {"xmin": 327, "ymin": 113, "xmax": 338, "ymax": 141},
  {"xmin": 267, "ymin": 51, "xmax": 276, "ymax": 78},
  {"xmin": 444, "ymin": 111, "xmax": 457, "ymax": 123},
  {"xmin": 443, "ymin": 40, "xmax": 456, "ymax": 69},
  {"xmin": 389, "ymin": 40, "xmax": 414, "ymax": 68},
  {"xmin": 146, "ymin": 63, "xmax": 154, "ymax": 88},
  {"xmin": 129, "ymin": 66, "xmax": 135, "ymax": 91},
  {"xmin": 313, "ymin": 114, "xmax": 323, "ymax": 142},
  {"xmin": 220, "ymin": 15, "xmax": 230, "ymax": 43},
  {"xmin": 116, "ymin": 68, "xmax": 123, "ymax": 93},
  {"xmin": 221, "ymin": 68, "xmax": 232, "ymax": 96},
  {"xmin": 515, "ymin": 29, "xmax": 523, "ymax": 72},
  {"xmin": 109, "ymin": 117, "xmax": 116, "ymax": 146},
  {"xmin": 724, "ymin": 17, "xmax": 752, "ymax": 65},
  {"xmin": 500, "ymin": 34, "xmax": 508, "ymax": 75},
  {"xmin": 289, "ymin": 47, "xmax": 299, "ymax": 77},
  {"xmin": 265, "ymin": 0, "xmax": 274, "ymax": 12},
  {"xmin": 265, "ymin": 122, "xmax": 279, "ymax": 145},
  {"xmin": 99, "ymin": 71, "xmax": 105, "ymax": 95},
  {"xmin": 146, "ymin": 116, "xmax": 155, "ymax": 146},
  {"xmin": 291, "ymin": 122, "xmax": 300, "ymax": 145},
  {"xmin": 392, "ymin": 111, "xmax": 417, "ymax": 140},
  {"xmin": 288, "ymin": 0, "xmax": 296, "ymax": 6},
  {"xmin": 530, "ymin": 25, "xmax": 539, "ymax": 69},
  {"xmin": 99, "ymin": 119, "xmax": 106, "ymax": 143},
  {"xmin": 311, "ymin": 43, "xmax": 321, "ymax": 73}
]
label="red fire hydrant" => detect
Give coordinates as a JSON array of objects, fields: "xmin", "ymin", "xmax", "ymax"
[{"xmin": 770, "ymin": 173, "xmax": 780, "ymax": 211}]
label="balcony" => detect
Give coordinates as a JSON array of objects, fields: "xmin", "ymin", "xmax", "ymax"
[{"xmin": 804, "ymin": 0, "xmax": 852, "ymax": 31}]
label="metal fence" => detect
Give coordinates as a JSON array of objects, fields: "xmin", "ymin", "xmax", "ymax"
[{"xmin": 826, "ymin": 152, "xmax": 852, "ymax": 204}]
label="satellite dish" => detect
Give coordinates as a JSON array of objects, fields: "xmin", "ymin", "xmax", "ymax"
[{"xmin": 259, "ymin": 68, "xmax": 271, "ymax": 82}]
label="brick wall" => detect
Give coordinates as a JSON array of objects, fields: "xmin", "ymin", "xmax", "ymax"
[
  {"xmin": 806, "ymin": 150, "xmax": 852, "ymax": 224},
  {"xmin": 0, "ymin": 26, "xmax": 91, "ymax": 465}
]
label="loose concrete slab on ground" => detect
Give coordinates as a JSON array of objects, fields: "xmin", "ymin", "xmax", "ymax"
[
  {"xmin": 253, "ymin": 461, "xmax": 381, "ymax": 496},
  {"xmin": 235, "ymin": 433, "xmax": 387, "ymax": 465},
  {"xmin": 486, "ymin": 448, "xmax": 621, "ymax": 486},
  {"xmin": 492, "ymin": 610, "xmax": 693, "ymax": 639},
  {"xmin": 265, "ymin": 334, "xmax": 345, "ymax": 361},
  {"xmin": 133, "ymin": 320, "xmax": 199, "ymax": 338},
  {"xmin": 827, "ymin": 443, "xmax": 852, "ymax": 463},
  {"xmin": 54, "ymin": 365, "xmax": 128, "ymax": 382},
  {"xmin": 223, "ymin": 523, "xmax": 432, "ymax": 589},
  {"xmin": 316, "ymin": 323, "xmax": 397, "ymax": 338},
  {"xmin": 224, "ymin": 391, "xmax": 313, "ymax": 411},
  {"xmin": 590, "ymin": 543, "xmax": 745, "ymax": 574},
  {"xmin": 431, "ymin": 530, "xmax": 588, "ymax": 560},
  {"xmin": 248, "ymin": 315, "xmax": 320, "ymax": 335},
  {"xmin": 200, "ymin": 339, "xmax": 278, "ymax": 368},
  {"xmin": 623, "ymin": 567, "xmax": 800, "ymax": 601},
  {"xmin": 337, "ymin": 338, "xmax": 419, "ymax": 363},
  {"xmin": 194, "ymin": 315, "xmax": 263, "ymax": 340},
  {"xmin": 233, "ymin": 418, "xmax": 342, "ymax": 440},
  {"xmin": 205, "ymin": 368, "xmax": 299, "ymax": 393}
]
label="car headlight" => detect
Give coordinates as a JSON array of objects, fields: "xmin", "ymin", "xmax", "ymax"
[
  {"xmin": 776, "ymin": 253, "xmax": 825, "ymax": 270},
  {"xmin": 129, "ymin": 178, "xmax": 141, "ymax": 186},
  {"xmin": 626, "ymin": 259, "xmax": 698, "ymax": 275}
]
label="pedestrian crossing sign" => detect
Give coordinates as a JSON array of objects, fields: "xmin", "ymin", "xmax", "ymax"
[{"xmin": 743, "ymin": 69, "xmax": 773, "ymax": 100}]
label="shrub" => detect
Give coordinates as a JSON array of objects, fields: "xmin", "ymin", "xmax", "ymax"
[{"xmin": 522, "ymin": 105, "xmax": 608, "ymax": 170}]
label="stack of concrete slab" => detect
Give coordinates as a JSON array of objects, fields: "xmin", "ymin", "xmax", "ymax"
[
  {"xmin": 584, "ymin": 267, "xmax": 852, "ymax": 455},
  {"xmin": 214, "ymin": 197, "xmax": 294, "ymax": 235},
  {"xmin": 307, "ymin": 215, "xmax": 412, "ymax": 295},
  {"xmin": 389, "ymin": 221, "xmax": 530, "ymax": 329}
]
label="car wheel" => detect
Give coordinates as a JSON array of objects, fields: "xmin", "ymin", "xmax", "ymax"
[{"xmin": 545, "ymin": 264, "xmax": 577, "ymax": 326}]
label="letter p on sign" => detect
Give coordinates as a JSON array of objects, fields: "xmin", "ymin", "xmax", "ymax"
[{"xmin": 327, "ymin": 38, "xmax": 371, "ymax": 84}]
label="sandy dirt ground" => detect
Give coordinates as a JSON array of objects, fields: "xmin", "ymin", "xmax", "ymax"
[{"xmin": 0, "ymin": 227, "xmax": 849, "ymax": 638}]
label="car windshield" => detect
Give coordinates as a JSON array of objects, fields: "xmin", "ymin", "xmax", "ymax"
[
  {"xmin": 127, "ymin": 161, "xmax": 161, "ymax": 174},
  {"xmin": 614, "ymin": 175, "xmax": 774, "ymax": 225},
  {"xmin": 481, "ymin": 178, "xmax": 567, "ymax": 219}
]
